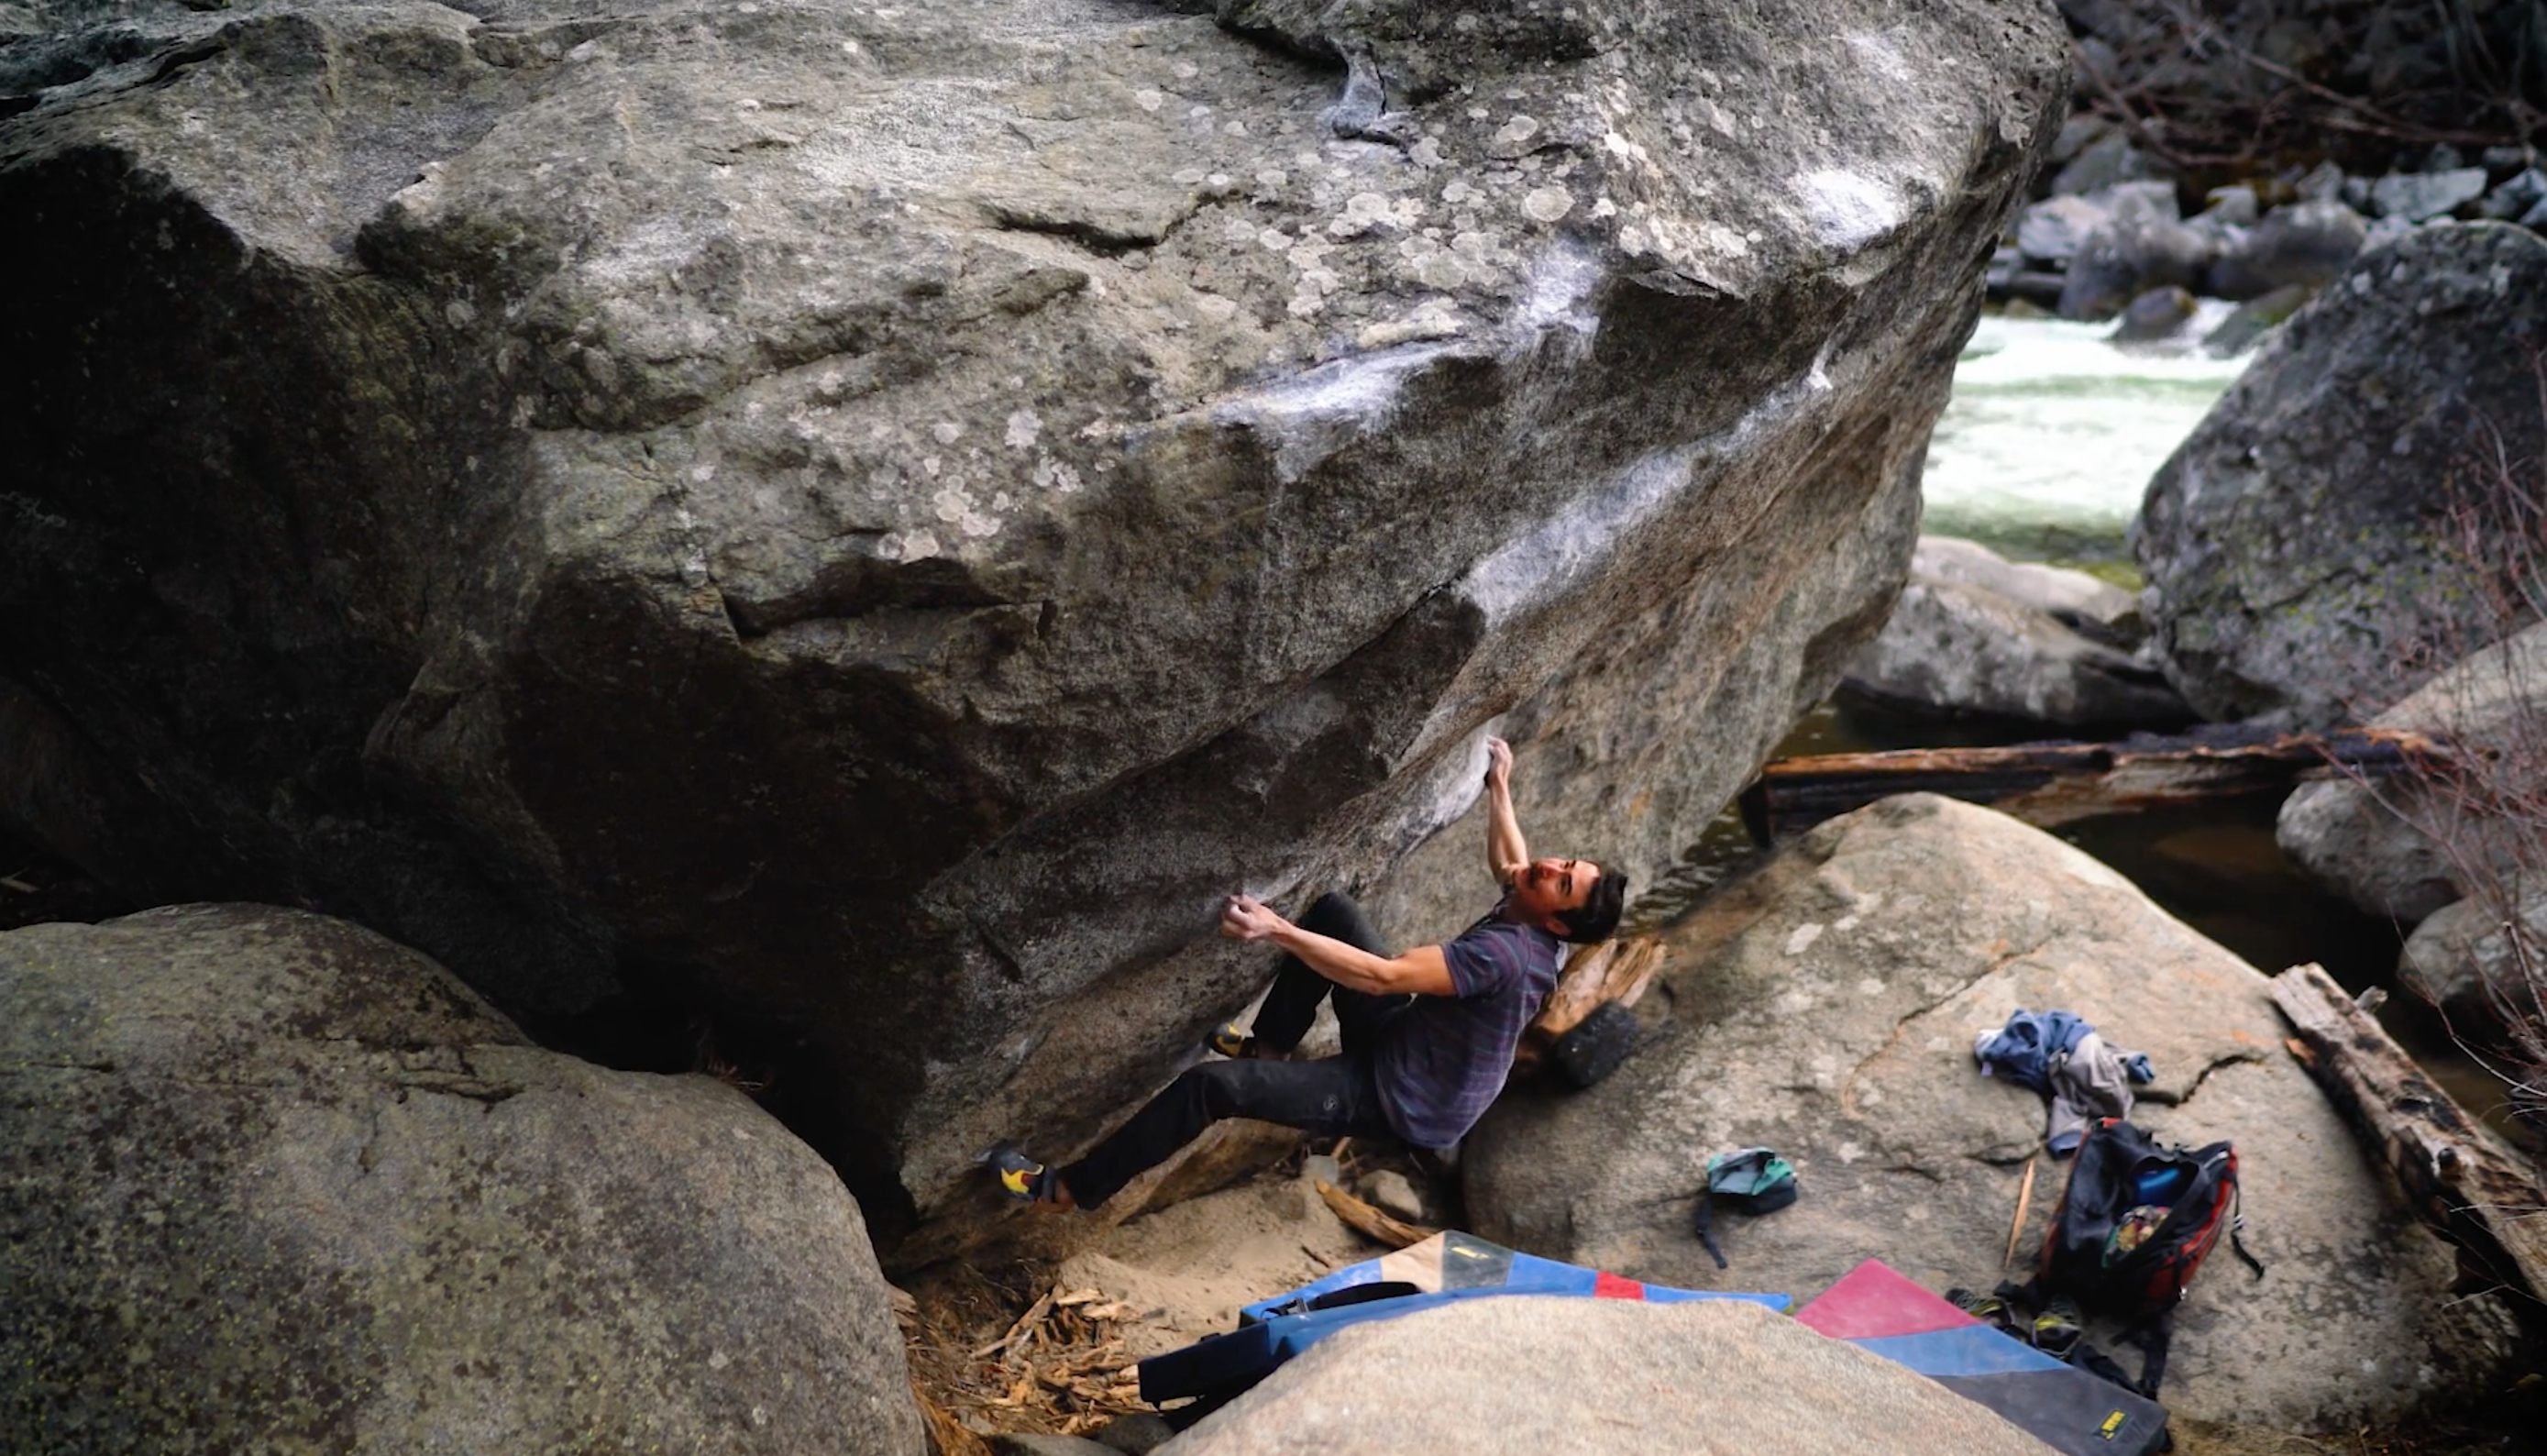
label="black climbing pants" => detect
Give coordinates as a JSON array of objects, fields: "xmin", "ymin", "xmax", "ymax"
[{"xmin": 1058, "ymin": 892, "xmax": 1406, "ymax": 1209}]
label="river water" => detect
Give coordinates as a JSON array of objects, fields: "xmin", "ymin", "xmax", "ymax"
[
  {"xmin": 1919, "ymin": 308, "xmax": 2250, "ymax": 575},
  {"xmin": 1638, "ymin": 314, "xmax": 2533, "ymax": 1140}
]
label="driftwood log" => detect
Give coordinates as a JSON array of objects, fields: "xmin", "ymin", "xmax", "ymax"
[
  {"xmin": 1315, "ymin": 1179, "xmax": 1438, "ymax": 1251},
  {"xmin": 1511, "ymin": 937, "xmax": 1666, "ymax": 1075},
  {"xmin": 2269, "ymin": 962, "xmax": 2547, "ymax": 1311},
  {"xmin": 1739, "ymin": 725, "xmax": 2446, "ymax": 844}
]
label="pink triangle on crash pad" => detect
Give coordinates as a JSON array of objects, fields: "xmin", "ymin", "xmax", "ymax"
[{"xmin": 1792, "ymin": 1259, "xmax": 1980, "ymax": 1340}]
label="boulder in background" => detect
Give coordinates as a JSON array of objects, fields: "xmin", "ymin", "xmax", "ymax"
[
  {"xmin": 2278, "ymin": 621, "xmax": 2547, "ymax": 924},
  {"xmin": 2205, "ymin": 198, "xmax": 2366, "ymax": 299},
  {"xmin": 1842, "ymin": 537, "xmax": 2189, "ymax": 731},
  {"xmin": 2135, "ymin": 223, "xmax": 2547, "ymax": 728},
  {"xmin": 2398, "ymin": 889, "xmax": 2547, "ymax": 1031}
]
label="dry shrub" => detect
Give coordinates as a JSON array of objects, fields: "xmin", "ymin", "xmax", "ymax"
[
  {"xmin": 2350, "ymin": 355, "xmax": 2547, "ymax": 1132},
  {"xmin": 2067, "ymin": 0, "xmax": 2547, "ymax": 175}
]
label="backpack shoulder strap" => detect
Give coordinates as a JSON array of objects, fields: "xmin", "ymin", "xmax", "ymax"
[
  {"xmin": 1693, "ymin": 1191, "xmax": 1728, "ymax": 1270},
  {"xmin": 2229, "ymin": 1182, "xmax": 2266, "ymax": 1279},
  {"xmin": 2127, "ymin": 1314, "xmax": 2173, "ymax": 1397}
]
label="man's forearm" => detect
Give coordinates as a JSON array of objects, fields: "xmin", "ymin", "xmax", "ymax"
[
  {"xmin": 1485, "ymin": 783, "xmax": 1528, "ymax": 880},
  {"xmin": 1270, "ymin": 922, "xmax": 1451, "ymax": 997},
  {"xmin": 1273, "ymin": 921, "xmax": 1400, "ymax": 994}
]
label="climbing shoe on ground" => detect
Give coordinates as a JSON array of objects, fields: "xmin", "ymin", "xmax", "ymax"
[
  {"xmin": 985, "ymin": 1144, "xmax": 1054, "ymax": 1204},
  {"xmin": 1206, "ymin": 1021, "xmax": 1258, "ymax": 1059},
  {"xmin": 1945, "ymin": 1286, "xmax": 2019, "ymax": 1336},
  {"xmin": 2031, "ymin": 1293, "xmax": 2083, "ymax": 1357}
]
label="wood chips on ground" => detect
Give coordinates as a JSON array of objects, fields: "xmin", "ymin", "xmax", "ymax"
[{"xmin": 898, "ymin": 1265, "xmax": 1155, "ymax": 1454}]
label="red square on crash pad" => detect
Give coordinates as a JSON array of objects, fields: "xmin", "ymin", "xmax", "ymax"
[{"xmin": 1792, "ymin": 1259, "xmax": 1981, "ymax": 1340}]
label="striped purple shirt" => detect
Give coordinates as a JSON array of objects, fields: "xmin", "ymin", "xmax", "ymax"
[{"xmin": 1370, "ymin": 910, "xmax": 1562, "ymax": 1148}]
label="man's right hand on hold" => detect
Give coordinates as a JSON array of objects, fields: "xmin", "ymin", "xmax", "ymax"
[{"xmin": 1221, "ymin": 894, "xmax": 1285, "ymax": 942}]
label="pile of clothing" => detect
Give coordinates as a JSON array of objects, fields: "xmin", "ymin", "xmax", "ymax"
[{"xmin": 1973, "ymin": 1009, "xmax": 2155, "ymax": 1155}]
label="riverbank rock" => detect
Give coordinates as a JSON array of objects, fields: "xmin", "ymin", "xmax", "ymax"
[
  {"xmin": 0, "ymin": 0, "xmax": 2067, "ymax": 1243},
  {"xmin": 1155, "ymin": 1296, "xmax": 2059, "ymax": 1456},
  {"xmin": 2015, "ymin": 194, "xmax": 2105, "ymax": 266},
  {"xmin": 2198, "ymin": 282, "xmax": 2311, "ymax": 358},
  {"xmin": 2398, "ymin": 890, "xmax": 2547, "ymax": 1031},
  {"xmin": 0, "ymin": 904, "xmax": 922, "ymax": 1456},
  {"xmin": 2370, "ymin": 168, "xmax": 2489, "ymax": 223},
  {"xmin": 2206, "ymin": 200, "xmax": 2365, "ymax": 300},
  {"xmin": 2277, "ymin": 621, "xmax": 2547, "ymax": 924},
  {"xmin": 1906, "ymin": 535, "xmax": 2141, "ymax": 627},
  {"xmin": 1842, "ymin": 537, "xmax": 2189, "ymax": 730},
  {"xmin": 2112, "ymin": 283, "xmax": 2196, "ymax": 342},
  {"xmin": 2057, "ymin": 186, "xmax": 2215, "ymax": 321},
  {"xmin": 2134, "ymin": 223, "xmax": 2547, "ymax": 728},
  {"xmin": 1463, "ymin": 794, "xmax": 2521, "ymax": 1432}
]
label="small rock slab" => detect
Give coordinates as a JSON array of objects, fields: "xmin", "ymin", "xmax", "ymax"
[
  {"xmin": 1463, "ymin": 795, "xmax": 2520, "ymax": 1432},
  {"xmin": 1843, "ymin": 537, "xmax": 2188, "ymax": 730}
]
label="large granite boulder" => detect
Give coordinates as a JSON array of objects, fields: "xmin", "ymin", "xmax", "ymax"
[
  {"xmin": 2277, "ymin": 620, "xmax": 2547, "ymax": 924},
  {"xmin": 0, "ymin": 0, "xmax": 2067, "ymax": 1241},
  {"xmin": 2134, "ymin": 223, "xmax": 2547, "ymax": 728},
  {"xmin": 1841, "ymin": 535, "xmax": 2190, "ymax": 730},
  {"xmin": 1463, "ymin": 795, "xmax": 2522, "ymax": 1432},
  {"xmin": 0, "ymin": 904, "xmax": 922, "ymax": 1456},
  {"xmin": 1156, "ymin": 1296, "xmax": 2058, "ymax": 1456}
]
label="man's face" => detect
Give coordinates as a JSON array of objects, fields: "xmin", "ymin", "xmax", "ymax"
[{"xmin": 1512, "ymin": 855, "xmax": 1599, "ymax": 928}]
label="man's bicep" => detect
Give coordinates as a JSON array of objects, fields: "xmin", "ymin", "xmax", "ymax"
[{"xmin": 1395, "ymin": 943, "xmax": 1458, "ymax": 997}]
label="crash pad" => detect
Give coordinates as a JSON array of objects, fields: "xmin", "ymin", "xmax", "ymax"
[
  {"xmin": 1141, "ymin": 1231, "xmax": 1788, "ymax": 1408},
  {"xmin": 1795, "ymin": 1260, "xmax": 2169, "ymax": 1456}
]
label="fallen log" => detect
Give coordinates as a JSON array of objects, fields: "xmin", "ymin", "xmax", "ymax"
[
  {"xmin": 1512, "ymin": 936, "xmax": 1665, "ymax": 1075},
  {"xmin": 1316, "ymin": 1179, "xmax": 1439, "ymax": 1251},
  {"xmin": 2268, "ymin": 962, "xmax": 2547, "ymax": 1312},
  {"xmin": 1738, "ymin": 724, "xmax": 2446, "ymax": 843}
]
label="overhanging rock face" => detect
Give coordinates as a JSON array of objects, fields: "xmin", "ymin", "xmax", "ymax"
[{"xmin": 0, "ymin": 0, "xmax": 2065, "ymax": 1241}]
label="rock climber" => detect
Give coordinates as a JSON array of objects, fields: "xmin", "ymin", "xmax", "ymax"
[{"xmin": 989, "ymin": 735, "xmax": 1629, "ymax": 1209}]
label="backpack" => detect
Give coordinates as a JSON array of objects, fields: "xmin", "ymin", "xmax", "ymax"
[
  {"xmin": 2034, "ymin": 1118, "xmax": 2265, "ymax": 1392},
  {"xmin": 1552, "ymin": 1000, "xmax": 1641, "ymax": 1088},
  {"xmin": 1693, "ymin": 1147, "xmax": 1798, "ymax": 1269}
]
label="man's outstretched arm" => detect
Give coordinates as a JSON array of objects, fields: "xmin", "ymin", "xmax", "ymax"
[
  {"xmin": 1221, "ymin": 895, "xmax": 1455, "ymax": 997},
  {"xmin": 1483, "ymin": 735, "xmax": 1528, "ymax": 888}
]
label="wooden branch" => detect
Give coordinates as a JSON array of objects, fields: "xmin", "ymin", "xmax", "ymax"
[
  {"xmin": 1513, "ymin": 937, "xmax": 1667, "ymax": 1073},
  {"xmin": 2269, "ymin": 963, "xmax": 2547, "ymax": 1311},
  {"xmin": 973, "ymin": 1285, "xmax": 1057, "ymax": 1364},
  {"xmin": 2004, "ymin": 1157, "xmax": 2037, "ymax": 1270},
  {"xmin": 1739, "ymin": 726, "xmax": 2447, "ymax": 844},
  {"xmin": 1316, "ymin": 1179, "xmax": 1439, "ymax": 1250}
]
